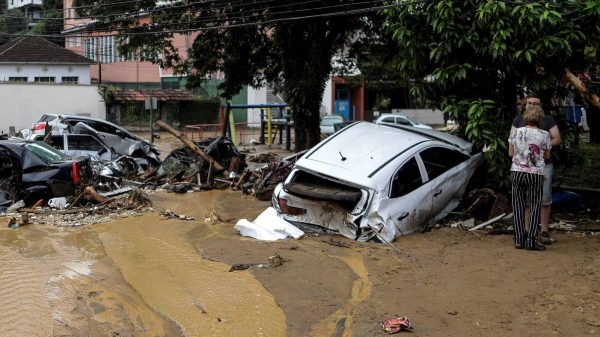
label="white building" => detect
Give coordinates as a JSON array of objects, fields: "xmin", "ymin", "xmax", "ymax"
[
  {"xmin": 7, "ymin": 0, "xmax": 43, "ymax": 22},
  {"xmin": 0, "ymin": 36, "xmax": 93, "ymax": 84}
]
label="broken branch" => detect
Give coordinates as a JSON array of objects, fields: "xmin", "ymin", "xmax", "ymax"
[{"xmin": 155, "ymin": 120, "xmax": 225, "ymax": 171}]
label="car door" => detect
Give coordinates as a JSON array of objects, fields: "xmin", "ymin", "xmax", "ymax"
[
  {"xmin": 418, "ymin": 146, "xmax": 472, "ymax": 217},
  {"xmin": 378, "ymin": 156, "xmax": 432, "ymax": 235}
]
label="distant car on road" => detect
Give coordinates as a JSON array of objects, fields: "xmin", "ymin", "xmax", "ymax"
[
  {"xmin": 375, "ymin": 114, "xmax": 433, "ymax": 129},
  {"xmin": 320, "ymin": 115, "xmax": 345, "ymax": 136},
  {"xmin": 0, "ymin": 139, "xmax": 92, "ymax": 209}
]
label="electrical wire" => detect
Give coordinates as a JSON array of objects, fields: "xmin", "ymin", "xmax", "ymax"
[{"xmin": 0, "ymin": 1, "xmax": 399, "ymax": 39}]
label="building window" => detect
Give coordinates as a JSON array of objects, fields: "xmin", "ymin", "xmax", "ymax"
[
  {"xmin": 8, "ymin": 77, "xmax": 28, "ymax": 82},
  {"xmin": 34, "ymin": 77, "xmax": 56, "ymax": 83},
  {"xmin": 62, "ymin": 77, "xmax": 79, "ymax": 84}
]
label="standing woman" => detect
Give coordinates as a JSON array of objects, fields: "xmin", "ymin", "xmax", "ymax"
[{"xmin": 508, "ymin": 105, "xmax": 552, "ymax": 251}]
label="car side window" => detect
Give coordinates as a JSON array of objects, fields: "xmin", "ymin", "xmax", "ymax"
[
  {"xmin": 381, "ymin": 117, "xmax": 394, "ymax": 123},
  {"xmin": 51, "ymin": 136, "xmax": 65, "ymax": 150},
  {"xmin": 396, "ymin": 117, "xmax": 411, "ymax": 125},
  {"xmin": 89, "ymin": 122, "xmax": 117, "ymax": 135},
  {"xmin": 67, "ymin": 135, "xmax": 105, "ymax": 151},
  {"xmin": 419, "ymin": 146, "xmax": 470, "ymax": 180},
  {"xmin": 390, "ymin": 157, "xmax": 423, "ymax": 198}
]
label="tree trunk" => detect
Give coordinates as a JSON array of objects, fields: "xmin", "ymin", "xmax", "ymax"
[{"xmin": 564, "ymin": 68, "xmax": 600, "ymax": 143}]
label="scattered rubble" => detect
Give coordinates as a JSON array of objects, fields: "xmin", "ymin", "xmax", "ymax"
[
  {"xmin": 228, "ymin": 254, "xmax": 286, "ymax": 272},
  {"xmin": 160, "ymin": 209, "xmax": 195, "ymax": 221},
  {"xmin": 381, "ymin": 316, "xmax": 412, "ymax": 334}
]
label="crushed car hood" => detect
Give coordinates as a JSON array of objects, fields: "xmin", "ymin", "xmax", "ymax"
[{"xmin": 73, "ymin": 122, "xmax": 159, "ymax": 160}]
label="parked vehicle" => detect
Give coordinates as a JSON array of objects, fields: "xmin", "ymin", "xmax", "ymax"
[
  {"xmin": 272, "ymin": 122, "xmax": 483, "ymax": 242},
  {"xmin": 375, "ymin": 114, "xmax": 433, "ymax": 129},
  {"xmin": 28, "ymin": 114, "xmax": 160, "ymax": 160},
  {"xmin": 0, "ymin": 139, "xmax": 92, "ymax": 209},
  {"xmin": 320, "ymin": 115, "xmax": 345, "ymax": 136}
]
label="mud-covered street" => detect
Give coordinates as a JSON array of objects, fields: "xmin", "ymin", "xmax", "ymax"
[{"xmin": 0, "ymin": 189, "xmax": 598, "ymax": 337}]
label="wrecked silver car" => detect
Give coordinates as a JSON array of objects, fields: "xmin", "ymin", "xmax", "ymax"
[{"xmin": 272, "ymin": 122, "xmax": 483, "ymax": 242}]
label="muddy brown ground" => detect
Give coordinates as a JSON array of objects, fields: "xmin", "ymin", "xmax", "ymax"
[
  {"xmin": 1, "ymin": 189, "xmax": 599, "ymax": 337},
  {"xmin": 1, "ymin": 131, "xmax": 599, "ymax": 336}
]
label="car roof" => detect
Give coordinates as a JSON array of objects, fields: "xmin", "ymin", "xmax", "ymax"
[
  {"xmin": 376, "ymin": 113, "xmax": 408, "ymax": 119},
  {"xmin": 323, "ymin": 115, "xmax": 344, "ymax": 120},
  {"xmin": 298, "ymin": 122, "xmax": 430, "ymax": 183},
  {"xmin": 43, "ymin": 114, "xmax": 108, "ymax": 123},
  {"xmin": 297, "ymin": 122, "xmax": 474, "ymax": 187}
]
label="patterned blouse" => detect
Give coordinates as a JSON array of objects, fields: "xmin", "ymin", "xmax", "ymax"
[{"xmin": 508, "ymin": 126, "xmax": 552, "ymax": 175}]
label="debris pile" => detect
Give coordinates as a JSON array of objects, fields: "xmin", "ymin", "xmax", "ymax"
[
  {"xmin": 1, "ymin": 118, "xmax": 305, "ymax": 228},
  {"xmin": 3, "ymin": 187, "xmax": 153, "ymax": 227}
]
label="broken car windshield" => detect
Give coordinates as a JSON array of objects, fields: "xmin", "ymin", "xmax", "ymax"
[{"xmin": 25, "ymin": 141, "xmax": 71, "ymax": 164}]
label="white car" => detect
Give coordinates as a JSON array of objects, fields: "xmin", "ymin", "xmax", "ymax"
[
  {"xmin": 320, "ymin": 115, "xmax": 345, "ymax": 136},
  {"xmin": 375, "ymin": 114, "xmax": 433, "ymax": 129},
  {"xmin": 272, "ymin": 122, "xmax": 482, "ymax": 243}
]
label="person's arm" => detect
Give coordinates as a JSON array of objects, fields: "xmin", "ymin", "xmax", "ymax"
[
  {"xmin": 543, "ymin": 149, "xmax": 551, "ymax": 160},
  {"xmin": 549, "ymin": 125, "xmax": 561, "ymax": 147},
  {"xmin": 508, "ymin": 143, "xmax": 514, "ymax": 157}
]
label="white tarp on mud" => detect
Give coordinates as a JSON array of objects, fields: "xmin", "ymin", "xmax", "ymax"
[{"xmin": 235, "ymin": 207, "xmax": 304, "ymax": 241}]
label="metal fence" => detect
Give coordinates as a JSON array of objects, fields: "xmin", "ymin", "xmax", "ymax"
[{"xmin": 183, "ymin": 122, "xmax": 295, "ymax": 148}]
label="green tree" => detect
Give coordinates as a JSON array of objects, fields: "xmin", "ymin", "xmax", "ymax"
[
  {"xmin": 0, "ymin": 9, "xmax": 28, "ymax": 45},
  {"xmin": 383, "ymin": 1, "xmax": 600, "ymax": 190},
  {"xmin": 31, "ymin": 0, "xmax": 64, "ymax": 46},
  {"xmin": 73, "ymin": 0, "xmax": 372, "ymax": 150}
]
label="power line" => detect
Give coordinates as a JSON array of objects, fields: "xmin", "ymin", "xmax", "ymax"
[{"xmin": 0, "ymin": 1, "xmax": 397, "ymax": 38}]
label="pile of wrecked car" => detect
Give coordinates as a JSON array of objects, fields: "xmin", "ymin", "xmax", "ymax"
[
  {"xmin": 1, "ymin": 114, "xmax": 302, "ymax": 221},
  {"xmin": 3, "ymin": 115, "xmax": 489, "ymax": 246}
]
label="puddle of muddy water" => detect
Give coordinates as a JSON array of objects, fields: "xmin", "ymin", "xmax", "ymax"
[
  {"xmin": 309, "ymin": 250, "xmax": 373, "ymax": 337},
  {"xmin": 94, "ymin": 190, "xmax": 286, "ymax": 336}
]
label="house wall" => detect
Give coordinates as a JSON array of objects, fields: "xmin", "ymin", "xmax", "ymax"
[
  {"xmin": 0, "ymin": 83, "xmax": 106, "ymax": 133},
  {"xmin": 322, "ymin": 79, "xmax": 333, "ymax": 116},
  {"xmin": 8, "ymin": 0, "xmax": 42, "ymax": 10},
  {"xmin": 246, "ymin": 86, "xmax": 268, "ymax": 126},
  {"xmin": 390, "ymin": 109, "xmax": 446, "ymax": 126},
  {"xmin": 0, "ymin": 64, "xmax": 91, "ymax": 84}
]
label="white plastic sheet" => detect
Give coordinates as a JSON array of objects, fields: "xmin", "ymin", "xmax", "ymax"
[{"xmin": 235, "ymin": 207, "xmax": 304, "ymax": 241}]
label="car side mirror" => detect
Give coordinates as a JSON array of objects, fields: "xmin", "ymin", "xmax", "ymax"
[{"xmin": 98, "ymin": 147, "xmax": 107, "ymax": 155}]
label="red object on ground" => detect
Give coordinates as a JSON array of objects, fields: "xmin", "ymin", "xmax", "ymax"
[{"xmin": 381, "ymin": 316, "xmax": 412, "ymax": 334}]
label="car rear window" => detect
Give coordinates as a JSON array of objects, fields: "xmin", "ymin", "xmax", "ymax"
[
  {"xmin": 25, "ymin": 141, "xmax": 71, "ymax": 164},
  {"xmin": 321, "ymin": 117, "xmax": 343, "ymax": 126}
]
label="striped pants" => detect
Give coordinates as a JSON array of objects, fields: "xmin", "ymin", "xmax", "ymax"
[{"xmin": 511, "ymin": 171, "xmax": 544, "ymax": 248}]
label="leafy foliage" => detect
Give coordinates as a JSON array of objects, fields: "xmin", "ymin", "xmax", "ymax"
[
  {"xmin": 31, "ymin": 0, "xmax": 64, "ymax": 46},
  {"xmin": 384, "ymin": 0, "xmax": 600, "ymax": 190},
  {"xmin": 0, "ymin": 9, "xmax": 28, "ymax": 45}
]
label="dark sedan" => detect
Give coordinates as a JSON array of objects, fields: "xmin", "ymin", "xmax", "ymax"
[{"xmin": 0, "ymin": 140, "xmax": 92, "ymax": 210}]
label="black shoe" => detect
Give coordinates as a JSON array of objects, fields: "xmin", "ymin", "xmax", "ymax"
[
  {"xmin": 539, "ymin": 231, "xmax": 552, "ymax": 245},
  {"xmin": 515, "ymin": 244, "xmax": 524, "ymax": 249},
  {"xmin": 526, "ymin": 243, "xmax": 546, "ymax": 251}
]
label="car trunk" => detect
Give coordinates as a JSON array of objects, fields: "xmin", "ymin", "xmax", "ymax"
[
  {"xmin": 284, "ymin": 170, "xmax": 362, "ymax": 210},
  {"xmin": 278, "ymin": 170, "xmax": 368, "ymax": 239}
]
